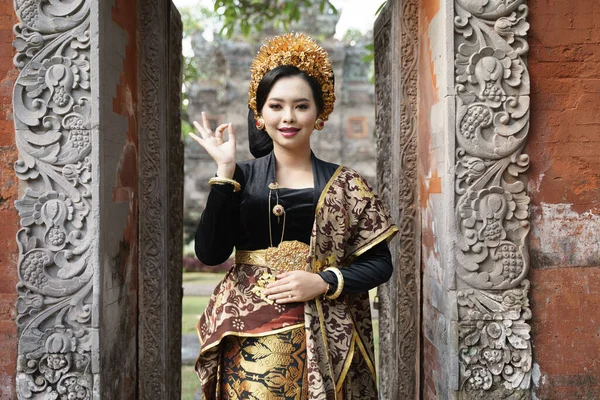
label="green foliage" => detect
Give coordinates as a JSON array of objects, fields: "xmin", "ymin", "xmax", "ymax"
[
  {"xmin": 362, "ymin": 43, "xmax": 375, "ymax": 62},
  {"xmin": 375, "ymin": 1, "xmax": 388, "ymax": 16},
  {"xmin": 181, "ymin": 119, "xmax": 193, "ymax": 138},
  {"xmin": 362, "ymin": 1, "xmax": 388, "ymax": 83},
  {"xmin": 213, "ymin": 0, "xmax": 338, "ymax": 37},
  {"xmin": 342, "ymin": 28, "xmax": 363, "ymax": 44},
  {"xmin": 179, "ymin": 6, "xmax": 219, "ymax": 137}
]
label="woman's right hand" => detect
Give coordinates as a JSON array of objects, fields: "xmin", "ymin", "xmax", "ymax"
[{"xmin": 190, "ymin": 112, "xmax": 237, "ymax": 178}]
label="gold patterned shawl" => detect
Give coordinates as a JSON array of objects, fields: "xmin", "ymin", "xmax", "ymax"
[
  {"xmin": 196, "ymin": 166, "xmax": 397, "ymax": 399},
  {"xmin": 304, "ymin": 166, "xmax": 398, "ymax": 399}
]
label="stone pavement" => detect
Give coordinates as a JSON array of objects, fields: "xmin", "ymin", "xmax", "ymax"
[
  {"xmin": 182, "ymin": 282, "xmax": 216, "ymax": 297},
  {"xmin": 182, "ymin": 333, "xmax": 201, "ymax": 365}
]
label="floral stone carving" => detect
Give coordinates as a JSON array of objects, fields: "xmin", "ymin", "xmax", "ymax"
[
  {"xmin": 457, "ymin": 282, "xmax": 531, "ymax": 397},
  {"xmin": 454, "ymin": 0, "xmax": 532, "ymax": 397},
  {"xmin": 12, "ymin": 1, "xmax": 93, "ymax": 398}
]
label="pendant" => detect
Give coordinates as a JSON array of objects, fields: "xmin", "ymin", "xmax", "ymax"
[{"xmin": 272, "ymin": 204, "xmax": 285, "ymax": 217}]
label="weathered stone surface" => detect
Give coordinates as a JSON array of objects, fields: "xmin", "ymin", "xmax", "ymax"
[
  {"xmin": 11, "ymin": 0, "xmax": 95, "ymax": 397},
  {"xmin": 138, "ymin": 0, "xmax": 183, "ymax": 398},
  {"xmin": 10, "ymin": 0, "xmax": 182, "ymax": 397},
  {"xmin": 454, "ymin": 0, "xmax": 532, "ymax": 397},
  {"xmin": 375, "ymin": 0, "xmax": 420, "ymax": 398},
  {"xmin": 97, "ymin": 0, "xmax": 141, "ymax": 397}
]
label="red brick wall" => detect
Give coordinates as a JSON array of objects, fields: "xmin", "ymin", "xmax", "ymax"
[
  {"xmin": 527, "ymin": 0, "xmax": 600, "ymax": 398},
  {"xmin": 0, "ymin": 1, "xmax": 18, "ymax": 397}
]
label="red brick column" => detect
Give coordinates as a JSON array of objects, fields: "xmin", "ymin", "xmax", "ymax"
[
  {"xmin": 0, "ymin": 1, "xmax": 19, "ymax": 397},
  {"xmin": 528, "ymin": 0, "xmax": 600, "ymax": 398}
]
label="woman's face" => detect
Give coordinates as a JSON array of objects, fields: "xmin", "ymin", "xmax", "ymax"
[{"xmin": 261, "ymin": 76, "xmax": 318, "ymax": 153}]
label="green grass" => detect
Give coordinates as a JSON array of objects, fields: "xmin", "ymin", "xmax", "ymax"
[
  {"xmin": 182, "ymin": 296, "xmax": 211, "ymax": 335},
  {"xmin": 181, "ymin": 365, "xmax": 200, "ymax": 400}
]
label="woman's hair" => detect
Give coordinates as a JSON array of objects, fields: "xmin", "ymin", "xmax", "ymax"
[{"xmin": 247, "ymin": 65, "xmax": 326, "ymax": 158}]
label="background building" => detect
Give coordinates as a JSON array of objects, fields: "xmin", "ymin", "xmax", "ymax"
[{"xmin": 183, "ymin": 9, "xmax": 378, "ymax": 244}]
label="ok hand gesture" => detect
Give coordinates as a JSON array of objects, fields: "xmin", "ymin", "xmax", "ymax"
[{"xmin": 189, "ymin": 112, "xmax": 237, "ymax": 179}]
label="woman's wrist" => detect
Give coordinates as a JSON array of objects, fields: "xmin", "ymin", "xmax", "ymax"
[
  {"xmin": 316, "ymin": 273, "xmax": 331, "ymax": 296},
  {"xmin": 216, "ymin": 163, "xmax": 236, "ymax": 179}
]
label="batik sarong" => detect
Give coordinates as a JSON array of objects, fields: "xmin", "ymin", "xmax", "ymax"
[{"xmin": 218, "ymin": 325, "xmax": 307, "ymax": 399}]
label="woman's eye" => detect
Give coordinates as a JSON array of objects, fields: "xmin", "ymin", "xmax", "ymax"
[
  {"xmin": 297, "ymin": 104, "xmax": 309, "ymax": 110},
  {"xmin": 269, "ymin": 104, "xmax": 281, "ymax": 110}
]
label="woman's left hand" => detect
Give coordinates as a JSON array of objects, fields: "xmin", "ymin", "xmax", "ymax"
[{"xmin": 264, "ymin": 271, "xmax": 329, "ymax": 304}]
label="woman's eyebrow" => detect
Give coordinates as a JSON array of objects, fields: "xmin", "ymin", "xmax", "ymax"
[{"xmin": 267, "ymin": 97, "xmax": 311, "ymax": 103}]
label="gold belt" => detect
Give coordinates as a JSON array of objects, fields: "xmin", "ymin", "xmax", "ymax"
[{"xmin": 235, "ymin": 240, "xmax": 310, "ymax": 273}]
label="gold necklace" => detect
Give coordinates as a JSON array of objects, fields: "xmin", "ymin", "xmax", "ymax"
[{"xmin": 268, "ymin": 182, "xmax": 286, "ymax": 247}]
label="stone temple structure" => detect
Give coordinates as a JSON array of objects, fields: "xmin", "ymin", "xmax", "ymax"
[
  {"xmin": 0, "ymin": 0, "xmax": 599, "ymax": 399},
  {"xmin": 183, "ymin": 12, "xmax": 377, "ymax": 242}
]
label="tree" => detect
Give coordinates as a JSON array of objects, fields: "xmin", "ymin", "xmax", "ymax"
[
  {"xmin": 179, "ymin": 6, "xmax": 220, "ymax": 137},
  {"xmin": 179, "ymin": 1, "xmax": 388, "ymax": 135},
  {"xmin": 179, "ymin": 1, "xmax": 339, "ymax": 137},
  {"xmin": 213, "ymin": 0, "xmax": 338, "ymax": 37}
]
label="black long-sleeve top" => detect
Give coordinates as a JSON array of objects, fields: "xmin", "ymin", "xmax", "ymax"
[{"xmin": 195, "ymin": 152, "xmax": 393, "ymax": 295}]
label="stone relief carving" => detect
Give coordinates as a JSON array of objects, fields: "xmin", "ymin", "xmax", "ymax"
[
  {"xmin": 457, "ymin": 281, "xmax": 532, "ymax": 394},
  {"xmin": 374, "ymin": 8, "xmax": 396, "ymax": 397},
  {"xmin": 454, "ymin": 0, "xmax": 531, "ymax": 397},
  {"xmin": 139, "ymin": 0, "xmax": 165, "ymax": 396},
  {"xmin": 139, "ymin": 1, "xmax": 183, "ymax": 398},
  {"xmin": 395, "ymin": 0, "xmax": 419, "ymax": 398},
  {"xmin": 12, "ymin": 0, "xmax": 93, "ymax": 398},
  {"xmin": 375, "ymin": 0, "xmax": 419, "ymax": 398},
  {"xmin": 166, "ymin": 5, "xmax": 184, "ymax": 395}
]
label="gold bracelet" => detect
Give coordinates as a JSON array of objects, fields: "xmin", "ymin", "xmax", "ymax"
[
  {"xmin": 208, "ymin": 177, "xmax": 241, "ymax": 192},
  {"xmin": 322, "ymin": 283, "xmax": 331, "ymax": 299},
  {"xmin": 323, "ymin": 267, "xmax": 344, "ymax": 300}
]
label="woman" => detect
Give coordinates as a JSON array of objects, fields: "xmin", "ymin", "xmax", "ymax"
[{"xmin": 191, "ymin": 33, "xmax": 398, "ymax": 400}]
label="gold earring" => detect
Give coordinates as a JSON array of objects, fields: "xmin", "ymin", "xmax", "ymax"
[
  {"xmin": 314, "ymin": 118, "xmax": 324, "ymax": 131},
  {"xmin": 255, "ymin": 117, "xmax": 265, "ymax": 130}
]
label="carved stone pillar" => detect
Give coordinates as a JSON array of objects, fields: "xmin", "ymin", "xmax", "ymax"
[
  {"xmin": 454, "ymin": 0, "xmax": 532, "ymax": 398},
  {"xmin": 376, "ymin": 0, "xmax": 531, "ymax": 398},
  {"xmin": 12, "ymin": 0, "xmax": 182, "ymax": 398},
  {"xmin": 12, "ymin": 1, "xmax": 97, "ymax": 397},
  {"xmin": 375, "ymin": 0, "xmax": 420, "ymax": 398},
  {"xmin": 138, "ymin": 0, "xmax": 183, "ymax": 399},
  {"xmin": 137, "ymin": 0, "xmax": 184, "ymax": 400}
]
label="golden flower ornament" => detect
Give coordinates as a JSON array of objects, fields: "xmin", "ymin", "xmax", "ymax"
[{"xmin": 249, "ymin": 32, "xmax": 335, "ymax": 122}]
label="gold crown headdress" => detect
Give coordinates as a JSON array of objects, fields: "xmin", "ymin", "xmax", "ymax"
[{"xmin": 249, "ymin": 33, "xmax": 335, "ymax": 122}]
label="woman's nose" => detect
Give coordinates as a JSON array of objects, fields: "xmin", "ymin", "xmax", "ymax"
[{"xmin": 283, "ymin": 107, "xmax": 296, "ymax": 123}]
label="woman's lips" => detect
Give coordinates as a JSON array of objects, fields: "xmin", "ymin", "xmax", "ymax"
[{"xmin": 278, "ymin": 127, "xmax": 300, "ymax": 137}]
